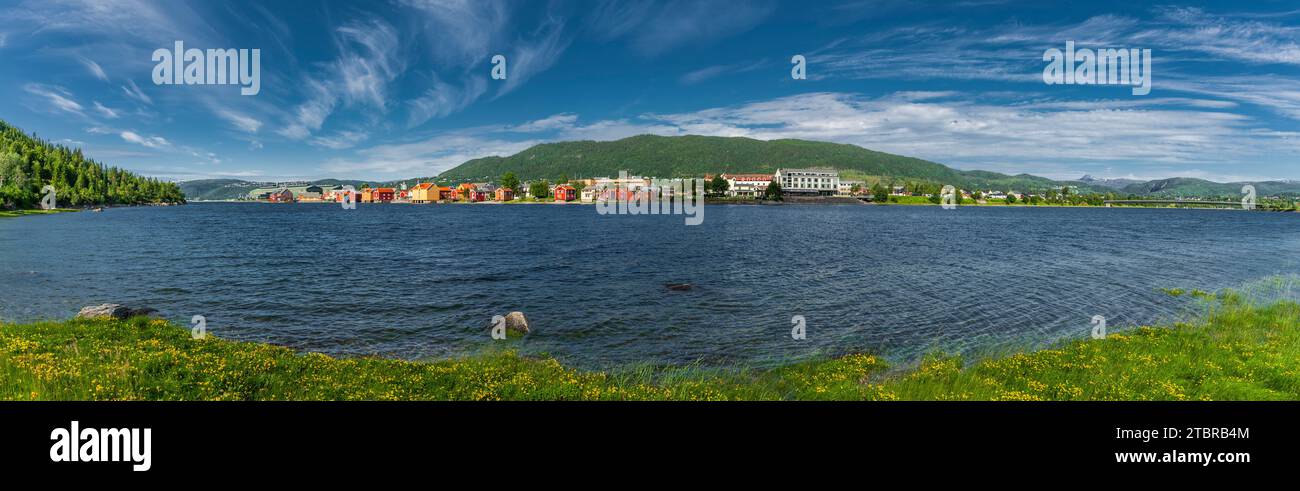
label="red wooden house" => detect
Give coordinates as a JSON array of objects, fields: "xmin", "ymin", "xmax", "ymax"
[{"xmin": 553, "ymin": 184, "xmax": 576, "ymax": 202}]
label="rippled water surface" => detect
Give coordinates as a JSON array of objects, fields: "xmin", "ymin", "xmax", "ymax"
[{"xmin": 2, "ymin": 203, "xmax": 1298, "ymax": 368}]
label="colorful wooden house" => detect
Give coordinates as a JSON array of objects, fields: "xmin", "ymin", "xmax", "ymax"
[
  {"xmin": 554, "ymin": 184, "xmax": 576, "ymax": 202},
  {"xmin": 410, "ymin": 182, "xmax": 438, "ymax": 203}
]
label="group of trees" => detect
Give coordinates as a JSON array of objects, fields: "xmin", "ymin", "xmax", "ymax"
[
  {"xmin": 528, "ymin": 180, "xmax": 551, "ymax": 199},
  {"xmin": 0, "ymin": 120, "xmax": 183, "ymax": 209},
  {"xmin": 707, "ymin": 175, "xmax": 730, "ymax": 196}
]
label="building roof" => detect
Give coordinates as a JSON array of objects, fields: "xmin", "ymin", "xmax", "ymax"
[
  {"xmin": 722, "ymin": 173, "xmax": 773, "ymax": 180},
  {"xmin": 412, "ymin": 182, "xmax": 435, "ymax": 190},
  {"xmin": 374, "ymin": 187, "xmax": 395, "ymax": 193},
  {"xmin": 776, "ymin": 168, "xmax": 838, "ymax": 174}
]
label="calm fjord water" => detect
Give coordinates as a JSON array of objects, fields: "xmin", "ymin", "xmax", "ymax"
[{"xmin": 2, "ymin": 203, "xmax": 1298, "ymax": 368}]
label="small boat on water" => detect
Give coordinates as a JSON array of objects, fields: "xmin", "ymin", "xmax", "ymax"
[{"xmin": 91, "ymin": 207, "xmax": 103, "ymax": 212}]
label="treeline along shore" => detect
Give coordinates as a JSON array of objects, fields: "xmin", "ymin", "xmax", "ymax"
[{"xmin": 0, "ymin": 120, "xmax": 183, "ymax": 211}]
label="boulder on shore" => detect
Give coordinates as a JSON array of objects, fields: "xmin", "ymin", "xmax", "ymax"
[
  {"xmin": 503, "ymin": 311, "xmax": 530, "ymax": 335},
  {"xmin": 76, "ymin": 304, "xmax": 159, "ymax": 320}
]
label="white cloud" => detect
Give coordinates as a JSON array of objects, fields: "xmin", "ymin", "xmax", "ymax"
[
  {"xmin": 215, "ymin": 108, "xmax": 262, "ymax": 133},
  {"xmin": 92, "ymin": 101, "xmax": 119, "ymax": 118},
  {"xmin": 78, "ymin": 55, "xmax": 108, "ymax": 81},
  {"xmin": 799, "ymin": 9, "xmax": 1300, "ymax": 128},
  {"xmin": 679, "ymin": 59, "xmax": 768, "ymax": 85},
  {"xmin": 121, "ymin": 79, "xmax": 152, "ymax": 105},
  {"xmin": 24, "ymin": 84, "xmax": 84, "ymax": 115},
  {"xmin": 406, "ymin": 76, "xmax": 487, "ymax": 127},
  {"xmin": 277, "ymin": 78, "xmax": 337, "ymax": 140},
  {"xmin": 496, "ymin": 17, "xmax": 570, "ymax": 97},
  {"xmin": 332, "ymin": 16, "xmax": 406, "ymax": 110},
  {"xmin": 1153, "ymin": 6, "xmax": 1300, "ymax": 65},
  {"xmin": 399, "ymin": 0, "xmax": 510, "ymax": 66},
  {"xmin": 119, "ymin": 130, "xmax": 169, "ymax": 149},
  {"xmin": 275, "ymin": 16, "xmax": 406, "ymax": 139},
  {"xmin": 509, "ymin": 113, "xmax": 579, "ymax": 132},
  {"xmin": 309, "ymin": 130, "xmax": 368, "ymax": 150}
]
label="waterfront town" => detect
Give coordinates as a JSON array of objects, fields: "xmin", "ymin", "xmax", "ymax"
[{"xmin": 248, "ymin": 168, "xmax": 1030, "ymax": 204}]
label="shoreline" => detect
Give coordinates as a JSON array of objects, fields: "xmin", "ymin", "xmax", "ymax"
[
  {"xmin": 179, "ymin": 199, "xmax": 1291, "ymax": 210},
  {"xmin": 3, "ymin": 292, "xmax": 1295, "ymax": 401}
]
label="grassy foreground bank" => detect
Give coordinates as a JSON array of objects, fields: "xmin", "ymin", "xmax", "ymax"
[{"xmin": 2, "ymin": 295, "xmax": 1298, "ymax": 401}]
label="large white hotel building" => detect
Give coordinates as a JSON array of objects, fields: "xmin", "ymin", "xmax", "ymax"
[{"xmin": 773, "ymin": 168, "xmax": 840, "ymax": 196}]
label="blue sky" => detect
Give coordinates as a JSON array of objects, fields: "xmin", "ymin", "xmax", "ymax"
[{"xmin": 1, "ymin": 0, "xmax": 1298, "ymax": 183}]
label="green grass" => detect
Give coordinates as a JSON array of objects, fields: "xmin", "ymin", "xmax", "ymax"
[
  {"xmin": 0, "ymin": 208, "xmax": 78, "ymax": 218},
  {"xmin": 3, "ymin": 295, "xmax": 1298, "ymax": 400}
]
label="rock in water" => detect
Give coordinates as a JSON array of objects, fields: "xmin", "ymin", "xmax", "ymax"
[
  {"xmin": 665, "ymin": 283, "xmax": 693, "ymax": 291},
  {"xmin": 76, "ymin": 304, "xmax": 158, "ymax": 319},
  {"xmin": 77, "ymin": 304, "xmax": 130, "ymax": 319},
  {"xmin": 504, "ymin": 311, "xmax": 530, "ymax": 335}
]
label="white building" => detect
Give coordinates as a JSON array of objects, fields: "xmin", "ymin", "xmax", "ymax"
[
  {"xmin": 582, "ymin": 173, "xmax": 653, "ymax": 203},
  {"xmin": 773, "ymin": 168, "xmax": 839, "ymax": 195},
  {"xmin": 722, "ymin": 174, "xmax": 772, "ymax": 198},
  {"xmin": 838, "ymin": 180, "xmax": 864, "ymax": 196}
]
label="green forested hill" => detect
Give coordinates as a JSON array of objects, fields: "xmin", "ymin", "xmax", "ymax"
[
  {"xmin": 438, "ymin": 134, "xmax": 1109, "ymax": 194},
  {"xmin": 438, "ymin": 134, "xmax": 961, "ymax": 183},
  {"xmin": 1119, "ymin": 177, "xmax": 1300, "ymax": 198},
  {"xmin": 0, "ymin": 120, "xmax": 183, "ymax": 209}
]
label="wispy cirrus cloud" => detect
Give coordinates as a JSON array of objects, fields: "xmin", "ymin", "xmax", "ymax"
[
  {"xmin": 680, "ymin": 59, "xmax": 768, "ymax": 85},
  {"xmin": 77, "ymin": 55, "xmax": 108, "ymax": 81},
  {"xmin": 399, "ymin": 0, "xmax": 571, "ymax": 124},
  {"xmin": 278, "ymin": 15, "xmax": 406, "ymax": 140},
  {"xmin": 406, "ymin": 75, "xmax": 487, "ymax": 127},
  {"xmin": 92, "ymin": 101, "xmax": 119, "ymax": 118},
  {"xmin": 309, "ymin": 129, "xmax": 369, "ymax": 150},
  {"xmin": 119, "ymin": 130, "xmax": 169, "ymax": 149},
  {"xmin": 120, "ymin": 79, "xmax": 152, "ymax": 105},
  {"xmin": 496, "ymin": 16, "xmax": 570, "ymax": 97},
  {"xmin": 215, "ymin": 108, "xmax": 262, "ymax": 133},
  {"xmin": 807, "ymin": 7, "xmax": 1300, "ymax": 125},
  {"xmin": 1151, "ymin": 6, "xmax": 1300, "ymax": 65},
  {"xmin": 331, "ymin": 16, "xmax": 406, "ymax": 110},
  {"xmin": 24, "ymin": 83, "xmax": 84, "ymax": 115}
]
